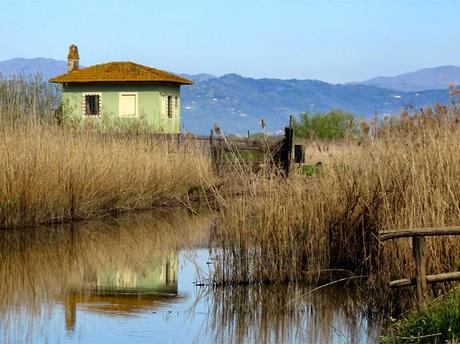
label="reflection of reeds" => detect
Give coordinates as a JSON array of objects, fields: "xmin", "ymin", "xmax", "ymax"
[
  {"xmin": 0, "ymin": 209, "xmax": 211, "ymax": 340},
  {"xmin": 205, "ymin": 283, "xmax": 382, "ymax": 344},
  {"xmin": 208, "ymin": 105, "xmax": 460, "ymax": 308}
]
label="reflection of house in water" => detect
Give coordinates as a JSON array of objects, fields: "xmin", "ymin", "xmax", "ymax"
[
  {"xmin": 64, "ymin": 252, "xmax": 179, "ymax": 333},
  {"xmin": 92, "ymin": 252, "xmax": 178, "ymax": 294}
]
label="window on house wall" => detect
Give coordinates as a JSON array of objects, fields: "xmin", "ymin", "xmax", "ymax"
[
  {"xmin": 85, "ymin": 95, "xmax": 100, "ymax": 116},
  {"xmin": 167, "ymin": 95, "xmax": 173, "ymax": 118},
  {"xmin": 119, "ymin": 93, "xmax": 137, "ymax": 117},
  {"xmin": 161, "ymin": 93, "xmax": 177, "ymax": 119}
]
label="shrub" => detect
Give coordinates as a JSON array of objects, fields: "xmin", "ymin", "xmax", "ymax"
[{"xmin": 292, "ymin": 109, "xmax": 358, "ymax": 140}]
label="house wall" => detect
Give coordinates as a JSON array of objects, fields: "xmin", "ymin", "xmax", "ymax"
[{"xmin": 62, "ymin": 83, "xmax": 181, "ymax": 133}]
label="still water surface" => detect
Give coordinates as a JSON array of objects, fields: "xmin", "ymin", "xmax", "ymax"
[{"xmin": 0, "ymin": 211, "xmax": 382, "ymax": 343}]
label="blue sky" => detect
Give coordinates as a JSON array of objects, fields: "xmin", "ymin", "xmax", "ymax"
[{"xmin": 1, "ymin": 0, "xmax": 459, "ymax": 83}]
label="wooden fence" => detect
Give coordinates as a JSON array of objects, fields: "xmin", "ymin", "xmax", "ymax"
[
  {"xmin": 143, "ymin": 119, "xmax": 295, "ymax": 175},
  {"xmin": 209, "ymin": 126, "xmax": 293, "ymax": 175},
  {"xmin": 379, "ymin": 226, "xmax": 460, "ymax": 306},
  {"xmin": 92, "ymin": 119, "xmax": 296, "ymax": 175}
]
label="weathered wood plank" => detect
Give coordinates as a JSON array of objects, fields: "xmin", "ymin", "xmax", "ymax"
[
  {"xmin": 413, "ymin": 236, "xmax": 427, "ymax": 305},
  {"xmin": 221, "ymin": 146, "xmax": 268, "ymax": 152},
  {"xmin": 390, "ymin": 271, "xmax": 460, "ymax": 288},
  {"xmin": 379, "ymin": 227, "xmax": 460, "ymax": 241}
]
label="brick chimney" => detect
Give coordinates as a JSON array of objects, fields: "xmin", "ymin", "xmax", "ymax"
[{"xmin": 67, "ymin": 44, "xmax": 79, "ymax": 72}]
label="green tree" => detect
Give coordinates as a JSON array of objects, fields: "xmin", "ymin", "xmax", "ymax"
[{"xmin": 292, "ymin": 109, "xmax": 358, "ymax": 140}]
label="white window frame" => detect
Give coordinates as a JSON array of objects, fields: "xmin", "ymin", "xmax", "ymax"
[
  {"xmin": 82, "ymin": 92, "xmax": 102, "ymax": 117},
  {"xmin": 118, "ymin": 92, "xmax": 139, "ymax": 118}
]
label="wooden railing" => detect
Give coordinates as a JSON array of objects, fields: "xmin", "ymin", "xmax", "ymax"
[{"xmin": 378, "ymin": 226, "xmax": 460, "ymax": 306}]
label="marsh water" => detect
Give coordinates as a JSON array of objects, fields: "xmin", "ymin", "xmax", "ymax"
[{"xmin": 0, "ymin": 210, "xmax": 383, "ymax": 343}]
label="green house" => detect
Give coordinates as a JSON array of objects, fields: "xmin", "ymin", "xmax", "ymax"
[{"xmin": 49, "ymin": 45, "xmax": 192, "ymax": 133}]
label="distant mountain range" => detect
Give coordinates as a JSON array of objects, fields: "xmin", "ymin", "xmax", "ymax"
[
  {"xmin": 0, "ymin": 58, "xmax": 69, "ymax": 81},
  {"xmin": 1, "ymin": 58, "xmax": 458, "ymax": 134},
  {"xmin": 358, "ymin": 65, "xmax": 460, "ymax": 92}
]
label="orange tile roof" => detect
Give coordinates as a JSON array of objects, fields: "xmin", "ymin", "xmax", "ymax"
[{"xmin": 49, "ymin": 61, "xmax": 193, "ymax": 85}]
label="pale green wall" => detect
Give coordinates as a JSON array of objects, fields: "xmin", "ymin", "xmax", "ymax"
[{"xmin": 62, "ymin": 83, "xmax": 181, "ymax": 133}]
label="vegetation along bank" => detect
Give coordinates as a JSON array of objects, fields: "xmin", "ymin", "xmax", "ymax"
[
  {"xmin": 1, "ymin": 75, "xmax": 459, "ymax": 338},
  {"xmin": 0, "ymin": 75, "xmax": 211, "ymax": 229}
]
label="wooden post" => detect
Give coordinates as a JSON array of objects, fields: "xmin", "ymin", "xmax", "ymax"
[
  {"xmin": 210, "ymin": 129, "xmax": 215, "ymax": 165},
  {"xmin": 274, "ymin": 118, "xmax": 294, "ymax": 177},
  {"xmin": 380, "ymin": 227, "xmax": 460, "ymax": 305},
  {"xmin": 281, "ymin": 126, "xmax": 293, "ymax": 177},
  {"xmin": 210, "ymin": 129, "xmax": 219, "ymax": 171},
  {"xmin": 288, "ymin": 116, "xmax": 293, "ymax": 168},
  {"xmin": 412, "ymin": 235, "xmax": 427, "ymax": 306}
]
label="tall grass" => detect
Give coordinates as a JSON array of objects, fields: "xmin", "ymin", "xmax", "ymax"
[
  {"xmin": 0, "ymin": 75, "xmax": 212, "ymax": 228},
  {"xmin": 208, "ymin": 104, "xmax": 460, "ymax": 306},
  {"xmin": 1, "ymin": 74, "xmax": 458, "ymax": 308},
  {"xmin": 0, "ymin": 74, "xmax": 60, "ymax": 122}
]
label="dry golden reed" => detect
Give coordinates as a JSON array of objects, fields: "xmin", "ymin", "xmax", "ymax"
[
  {"xmin": 0, "ymin": 122, "xmax": 211, "ymax": 228},
  {"xmin": 0, "ymin": 75, "xmax": 213, "ymax": 228},
  {"xmin": 209, "ymin": 105, "xmax": 460, "ymax": 305}
]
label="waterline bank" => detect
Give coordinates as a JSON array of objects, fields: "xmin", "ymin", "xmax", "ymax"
[{"xmin": 0, "ymin": 210, "xmax": 383, "ymax": 344}]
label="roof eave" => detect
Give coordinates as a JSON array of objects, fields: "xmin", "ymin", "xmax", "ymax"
[{"xmin": 49, "ymin": 79, "xmax": 193, "ymax": 85}]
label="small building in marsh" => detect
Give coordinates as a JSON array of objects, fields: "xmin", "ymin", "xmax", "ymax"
[{"xmin": 49, "ymin": 45, "xmax": 192, "ymax": 133}]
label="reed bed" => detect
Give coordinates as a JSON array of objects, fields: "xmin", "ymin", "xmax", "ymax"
[
  {"xmin": 2, "ymin": 74, "xmax": 459, "ymax": 307},
  {"xmin": 209, "ymin": 105, "xmax": 460, "ymax": 306},
  {"xmin": 0, "ymin": 122, "xmax": 211, "ymax": 228},
  {"xmin": 0, "ymin": 74, "xmax": 60, "ymax": 123},
  {"xmin": 0, "ymin": 75, "xmax": 212, "ymax": 228}
]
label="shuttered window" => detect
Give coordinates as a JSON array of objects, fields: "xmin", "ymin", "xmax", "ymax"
[
  {"xmin": 119, "ymin": 93, "xmax": 137, "ymax": 117},
  {"xmin": 161, "ymin": 94, "xmax": 179, "ymax": 118},
  {"xmin": 85, "ymin": 95, "xmax": 100, "ymax": 116},
  {"xmin": 167, "ymin": 96, "xmax": 173, "ymax": 118}
]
